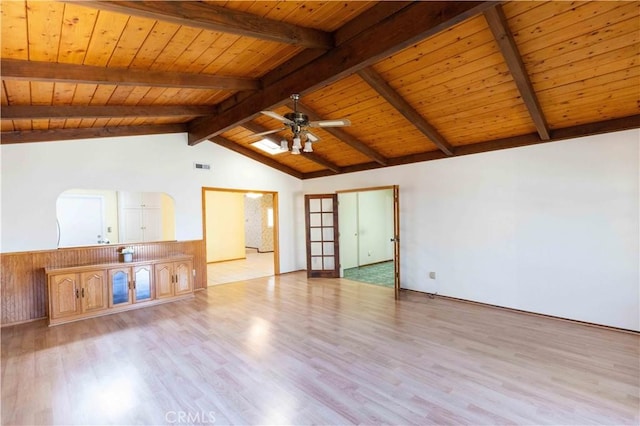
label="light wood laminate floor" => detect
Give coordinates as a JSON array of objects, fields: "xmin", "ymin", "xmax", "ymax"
[{"xmin": 2, "ymin": 272, "xmax": 638, "ymax": 425}]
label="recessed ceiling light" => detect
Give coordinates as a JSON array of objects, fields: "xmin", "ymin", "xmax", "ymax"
[{"xmin": 251, "ymin": 138, "xmax": 286, "ymax": 155}]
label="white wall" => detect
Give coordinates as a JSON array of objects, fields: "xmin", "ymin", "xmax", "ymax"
[
  {"xmin": 303, "ymin": 130, "xmax": 640, "ymax": 331},
  {"xmin": 2, "ymin": 130, "xmax": 638, "ymax": 330},
  {"xmin": 205, "ymin": 190, "xmax": 246, "ymax": 262},
  {"xmin": 0, "ymin": 133, "xmax": 304, "ymax": 273}
]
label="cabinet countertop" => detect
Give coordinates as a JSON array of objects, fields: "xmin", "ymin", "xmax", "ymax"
[{"xmin": 45, "ymin": 255, "xmax": 193, "ymax": 274}]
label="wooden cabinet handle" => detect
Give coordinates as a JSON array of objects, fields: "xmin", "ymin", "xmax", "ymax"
[
  {"xmin": 75, "ymin": 289, "xmax": 79, "ymax": 299},
  {"xmin": 81, "ymin": 288, "xmax": 85, "ymax": 298}
]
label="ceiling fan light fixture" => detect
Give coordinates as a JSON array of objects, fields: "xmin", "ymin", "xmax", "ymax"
[
  {"xmin": 292, "ymin": 136, "xmax": 302, "ymax": 149},
  {"xmin": 255, "ymin": 94, "xmax": 351, "ymax": 156}
]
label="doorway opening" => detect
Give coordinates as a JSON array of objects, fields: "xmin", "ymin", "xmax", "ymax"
[
  {"xmin": 337, "ymin": 187, "xmax": 396, "ymax": 289},
  {"xmin": 304, "ymin": 185, "xmax": 400, "ymax": 297},
  {"xmin": 202, "ymin": 187, "xmax": 279, "ymax": 285}
]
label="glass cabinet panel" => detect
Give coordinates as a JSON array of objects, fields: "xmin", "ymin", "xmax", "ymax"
[
  {"xmin": 134, "ymin": 266, "xmax": 152, "ymax": 302},
  {"xmin": 111, "ymin": 270, "xmax": 130, "ymax": 306}
]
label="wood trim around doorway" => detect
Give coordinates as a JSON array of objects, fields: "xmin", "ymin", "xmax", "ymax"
[{"xmin": 201, "ymin": 187, "xmax": 280, "ymax": 276}]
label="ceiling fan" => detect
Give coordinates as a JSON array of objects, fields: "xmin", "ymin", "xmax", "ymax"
[{"xmin": 253, "ymin": 94, "xmax": 351, "ymax": 154}]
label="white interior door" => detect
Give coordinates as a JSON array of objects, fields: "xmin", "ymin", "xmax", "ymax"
[{"xmin": 57, "ymin": 195, "xmax": 105, "ymax": 247}]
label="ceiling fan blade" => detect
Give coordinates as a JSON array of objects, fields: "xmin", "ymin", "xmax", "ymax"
[
  {"xmin": 250, "ymin": 127, "xmax": 287, "ymax": 138},
  {"xmin": 305, "ymin": 131, "xmax": 320, "ymax": 142},
  {"xmin": 308, "ymin": 118, "xmax": 351, "ymax": 128},
  {"xmin": 260, "ymin": 110, "xmax": 293, "ymax": 125}
]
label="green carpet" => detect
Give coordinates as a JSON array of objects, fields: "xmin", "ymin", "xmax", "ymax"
[{"xmin": 343, "ymin": 261, "xmax": 394, "ymax": 287}]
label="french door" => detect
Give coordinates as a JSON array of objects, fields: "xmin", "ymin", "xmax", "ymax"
[
  {"xmin": 392, "ymin": 185, "xmax": 400, "ymax": 299},
  {"xmin": 304, "ymin": 194, "xmax": 340, "ymax": 278}
]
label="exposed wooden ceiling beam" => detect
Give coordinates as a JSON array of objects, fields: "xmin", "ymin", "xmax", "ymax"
[
  {"xmin": 2, "ymin": 105, "xmax": 216, "ymax": 119},
  {"xmin": 188, "ymin": 1, "xmax": 496, "ymax": 145},
  {"xmin": 333, "ymin": 1, "xmax": 413, "ymax": 46},
  {"xmin": 357, "ymin": 67, "xmax": 455, "ymax": 156},
  {"xmin": 302, "ymin": 152, "xmax": 342, "ymax": 174},
  {"xmin": 258, "ymin": 3, "xmax": 413, "ymax": 93},
  {"xmin": 1, "ymin": 59, "xmax": 259, "ymax": 90},
  {"xmin": 484, "ymin": 5, "xmax": 550, "ymax": 141},
  {"xmin": 301, "ymin": 115, "xmax": 640, "ymax": 179},
  {"xmin": 241, "ymin": 121, "xmax": 341, "ymax": 174},
  {"xmin": 75, "ymin": 1, "xmax": 333, "ymax": 49},
  {"xmin": 0, "ymin": 124, "xmax": 186, "ymax": 144},
  {"xmin": 210, "ymin": 136, "xmax": 303, "ymax": 179},
  {"xmin": 293, "ymin": 101, "xmax": 388, "ymax": 166}
]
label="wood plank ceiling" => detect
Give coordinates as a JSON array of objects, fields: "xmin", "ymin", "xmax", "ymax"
[{"xmin": 1, "ymin": 1, "xmax": 639, "ymax": 179}]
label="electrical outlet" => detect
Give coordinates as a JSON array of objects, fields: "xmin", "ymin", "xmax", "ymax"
[{"xmin": 429, "ymin": 271, "xmax": 436, "ymax": 279}]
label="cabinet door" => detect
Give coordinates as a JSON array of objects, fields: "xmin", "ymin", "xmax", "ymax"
[
  {"xmin": 154, "ymin": 263, "xmax": 174, "ymax": 299},
  {"xmin": 174, "ymin": 261, "xmax": 193, "ymax": 295},
  {"xmin": 141, "ymin": 192, "xmax": 161, "ymax": 209},
  {"xmin": 142, "ymin": 208, "xmax": 162, "ymax": 242},
  {"xmin": 133, "ymin": 265, "xmax": 153, "ymax": 303},
  {"xmin": 109, "ymin": 268, "xmax": 132, "ymax": 307},
  {"xmin": 49, "ymin": 273, "xmax": 80, "ymax": 319},
  {"xmin": 120, "ymin": 208, "xmax": 144, "ymax": 243},
  {"xmin": 118, "ymin": 191, "xmax": 142, "ymax": 209},
  {"xmin": 80, "ymin": 271, "xmax": 108, "ymax": 313}
]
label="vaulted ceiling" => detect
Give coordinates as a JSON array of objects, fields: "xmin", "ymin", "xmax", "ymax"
[{"xmin": 2, "ymin": 1, "xmax": 639, "ymax": 179}]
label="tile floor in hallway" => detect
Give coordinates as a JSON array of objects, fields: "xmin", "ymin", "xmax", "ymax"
[
  {"xmin": 207, "ymin": 248, "xmax": 274, "ymax": 286},
  {"xmin": 343, "ymin": 261, "xmax": 395, "ymax": 287}
]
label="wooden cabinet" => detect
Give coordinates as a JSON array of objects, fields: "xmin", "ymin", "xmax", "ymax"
[
  {"xmin": 81, "ymin": 271, "xmax": 108, "ymax": 313},
  {"xmin": 49, "ymin": 273, "xmax": 81, "ymax": 320},
  {"xmin": 46, "ymin": 256, "xmax": 193, "ymax": 326},
  {"xmin": 154, "ymin": 259, "xmax": 193, "ymax": 299},
  {"xmin": 108, "ymin": 264, "xmax": 154, "ymax": 307},
  {"xmin": 133, "ymin": 264, "xmax": 153, "ymax": 303},
  {"xmin": 49, "ymin": 271, "xmax": 108, "ymax": 321}
]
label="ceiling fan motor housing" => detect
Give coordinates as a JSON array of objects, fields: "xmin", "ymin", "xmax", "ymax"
[{"xmin": 284, "ymin": 111, "xmax": 310, "ymax": 127}]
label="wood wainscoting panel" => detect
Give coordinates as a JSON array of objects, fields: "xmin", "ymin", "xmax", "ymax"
[{"xmin": 0, "ymin": 240, "xmax": 205, "ymax": 326}]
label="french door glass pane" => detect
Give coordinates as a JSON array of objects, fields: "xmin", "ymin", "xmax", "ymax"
[
  {"xmin": 310, "ymin": 228, "xmax": 322, "ymax": 241},
  {"xmin": 311, "ymin": 242, "xmax": 322, "ymax": 256},
  {"xmin": 321, "ymin": 198, "xmax": 333, "ymax": 212},
  {"xmin": 310, "ymin": 213, "xmax": 322, "ymax": 227},
  {"xmin": 309, "ymin": 199, "xmax": 321, "ymax": 212},
  {"xmin": 322, "ymin": 213, "xmax": 333, "ymax": 226},
  {"xmin": 322, "ymin": 227, "xmax": 334, "ymax": 241},
  {"xmin": 323, "ymin": 257, "xmax": 335, "ymax": 270},
  {"xmin": 311, "ymin": 257, "xmax": 323, "ymax": 270},
  {"xmin": 323, "ymin": 242, "xmax": 334, "ymax": 256}
]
